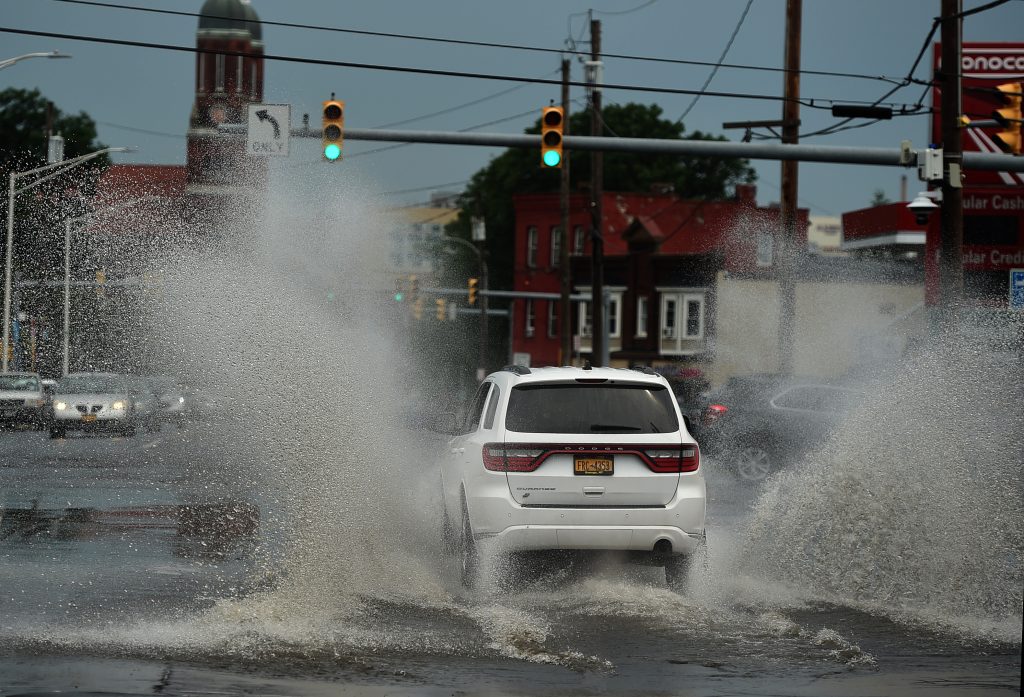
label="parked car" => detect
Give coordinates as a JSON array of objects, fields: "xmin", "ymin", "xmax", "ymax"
[
  {"xmin": 126, "ymin": 376, "xmax": 164, "ymax": 433},
  {"xmin": 691, "ymin": 375, "xmax": 865, "ymax": 482},
  {"xmin": 439, "ymin": 365, "xmax": 706, "ymax": 590},
  {"xmin": 50, "ymin": 372, "xmax": 142, "ymax": 438},
  {"xmin": 0, "ymin": 372, "xmax": 47, "ymax": 430}
]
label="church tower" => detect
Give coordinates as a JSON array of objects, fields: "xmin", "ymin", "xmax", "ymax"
[{"xmin": 186, "ymin": 0, "xmax": 265, "ymax": 197}]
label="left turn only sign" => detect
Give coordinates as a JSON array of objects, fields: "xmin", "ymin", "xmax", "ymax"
[{"xmin": 246, "ymin": 104, "xmax": 290, "ymax": 157}]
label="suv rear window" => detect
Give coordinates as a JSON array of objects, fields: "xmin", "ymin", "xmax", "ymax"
[{"xmin": 505, "ymin": 383, "xmax": 678, "ymax": 434}]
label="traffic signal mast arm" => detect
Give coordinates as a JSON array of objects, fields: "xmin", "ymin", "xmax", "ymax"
[{"xmin": 219, "ymin": 122, "xmax": 1024, "ymax": 171}]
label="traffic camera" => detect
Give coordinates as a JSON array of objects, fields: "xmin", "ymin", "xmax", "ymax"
[
  {"xmin": 322, "ymin": 98, "xmax": 345, "ymax": 161},
  {"xmin": 467, "ymin": 277, "xmax": 479, "ymax": 306},
  {"xmin": 541, "ymin": 106, "xmax": 564, "ymax": 168},
  {"xmin": 907, "ymin": 192, "xmax": 940, "ymax": 225},
  {"xmin": 992, "ymin": 82, "xmax": 1022, "ymax": 155}
]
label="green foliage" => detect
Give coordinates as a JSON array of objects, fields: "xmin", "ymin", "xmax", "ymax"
[
  {"xmin": 870, "ymin": 188, "xmax": 892, "ymax": 207},
  {"xmin": 445, "ymin": 102, "xmax": 756, "ymax": 290},
  {"xmin": 0, "ymin": 87, "xmax": 108, "ymax": 172}
]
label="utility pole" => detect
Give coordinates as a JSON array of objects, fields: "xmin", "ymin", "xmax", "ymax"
[
  {"xmin": 559, "ymin": 57, "xmax": 572, "ymax": 365},
  {"xmin": 589, "ymin": 17, "xmax": 606, "ymax": 366},
  {"xmin": 778, "ymin": 0, "xmax": 802, "ymax": 376},
  {"xmin": 939, "ymin": 0, "xmax": 964, "ymax": 325}
]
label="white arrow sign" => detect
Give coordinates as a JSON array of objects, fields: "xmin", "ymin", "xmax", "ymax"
[{"xmin": 246, "ymin": 103, "xmax": 290, "ymax": 157}]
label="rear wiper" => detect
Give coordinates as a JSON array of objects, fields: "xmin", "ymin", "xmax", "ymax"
[{"xmin": 589, "ymin": 423, "xmax": 642, "ymax": 432}]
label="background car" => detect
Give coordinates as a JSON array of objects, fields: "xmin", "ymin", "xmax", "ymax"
[
  {"xmin": 50, "ymin": 373, "xmax": 140, "ymax": 438},
  {"xmin": 691, "ymin": 375, "xmax": 865, "ymax": 482},
  {"xmin": 145, "ymin": 376, "xmax": 193, "ymax": 427},
  {"xmin": 127, "ymin": 377, "xmax": 164, "ymax": 433},
  {"xmin": 0, "ymin": 372, "xmax": 47, "ymax": 430}
]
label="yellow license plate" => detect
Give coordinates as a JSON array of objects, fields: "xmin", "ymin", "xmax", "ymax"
[
  {"xmin": 574, "ymin": 456, "xmax": 613, "ymax": 475},
  {"xmin": 81, "ymin": 414, "xmax": 97, "ymax": 423}
]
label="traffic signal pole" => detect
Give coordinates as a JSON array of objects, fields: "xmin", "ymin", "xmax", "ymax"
[
  {"xmin": 778, "ymin": 0, "xmax": 801, "ymax": 376},
  {"xmin": 589, "ymin": 18, "xmax": 606, "ymax": 368},
  {"xmin": 219, "ymin": 122, "xmax": 1024, "ymax": 173},
  {"xmin": 559, "ymin": 58, "xmax": 572, "ymax": 365},
  {"xmin": 939, "ymin": 0, "xmax": 965, "ymax": 324}
]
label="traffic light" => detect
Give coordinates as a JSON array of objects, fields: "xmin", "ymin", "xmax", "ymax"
[
  {"xmin": 467, "ymin": 277, "xmax": 479, "ymax": 306},
  {"xmin": 322, "ymin": 98, "xmax": 345, "ymax": 161},
  {"xmin": 95, "ymin": 268, "xmax": 106, "ymax": 297},
  {"xmin": 394, "ymin": 277, "xmax": 405, "ymax": 302},
  {"xmin": 540, "ymin": 106, "xmax": 564, "ymax": 168},
  {"xmin": 412, "ymin": 297, "xmax": 424, "ymax": 320},
  {"xmin": 408, "ymin": 275, "xmax": 419, "ymax": 303},
  {"xmin": 992, "ymin": 82, "xmax": 1022, "ymax": 154},
  {"xmin": 435, "ymin": 298, "xmax": 447, "ymax": 321}
]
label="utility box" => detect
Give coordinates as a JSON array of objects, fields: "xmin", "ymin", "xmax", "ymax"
[{"xmin": 917, "ymin": 148, "xmax": 943, "ymax": 182}]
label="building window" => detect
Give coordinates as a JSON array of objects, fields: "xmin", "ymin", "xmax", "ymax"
[
  {"xmin": 550, "ymin": 227, "xmax": 561, "ymax": 268},
  {"xmin": 578, "ymin": 300, "xmax": 592, "ymax": 338},
  {"xmin": 527, "ymin": 226, "xmax": 538, "ymax": 268},
  {"xmin": 636, "ymin": 296, "xmax": 648, "ymax": 338},
  {"xmin": 608, "ymin": 294, "xmax": 621, "ymax": 338},
  {"xmin": 547, "ymin": 300, "xmax": 558, "ymax": 338},
  {"xmin": 660, "ymin": 291, "xmax": 707, "ymax": 353},
  {"xmin": 573, "ymin": 226, "xmax": 585, "ymax": 255},
  {"xmin": 525, "ymin": 299, "xmax": 535, "ymax": 338},
  {"xmin": 198, "ymin": 54, "xmax": 206, "ymax": 92},
  {"xmin": 215, "ymin": 53, "xmax": 225, "ymax": 92}
]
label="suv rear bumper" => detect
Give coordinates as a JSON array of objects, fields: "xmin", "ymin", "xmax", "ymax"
[{"xmin": 465, "ymin": 476, "xmax": 706, "ymax": 555}]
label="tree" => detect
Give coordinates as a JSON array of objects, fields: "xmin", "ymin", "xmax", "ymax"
[
  {"xmin": 870, "ymin": 189, "xmax": 892, "ymax": 207},
  {"xmin": 445, "ymin": 102, "xmax": 756, "ymax": 292}
]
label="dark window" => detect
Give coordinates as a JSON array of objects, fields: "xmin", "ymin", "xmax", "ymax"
[
  {"xmin": 483, "ymin": 385, "xmax": 501, "ymax": 429},
  {"xmin": 506, "ymin": 384, "xmax": 679, "ymax": 434},
  {"xmin": 964, "ymin": 216, "xmax": 1019, "ymax": 246},
  {"xmin": 462, "ymin": 383, "xmax": 492, "ymax": 433}
]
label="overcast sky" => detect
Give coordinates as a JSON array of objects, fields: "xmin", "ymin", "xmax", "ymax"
[{"xmin": 3, "ymin": 0, "xmax": 1023, "ymax": 216}]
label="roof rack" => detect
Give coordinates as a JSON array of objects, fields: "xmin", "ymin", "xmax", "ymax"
[{"xmin": 501, "ymin": 364, "xmax": 532, "ymax": 376}]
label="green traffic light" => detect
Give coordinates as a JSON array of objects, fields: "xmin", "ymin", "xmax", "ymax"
[
  {"xmin": 394, "ymin": 292, "xmax": 404, "ymax": 302},
  {"xmin": 542, "ymin": 149, "xmax": 561, "ymax": 167},
  {"xmin": 324, "ymin": 143, "xmax": 342, "ymax": 161}
]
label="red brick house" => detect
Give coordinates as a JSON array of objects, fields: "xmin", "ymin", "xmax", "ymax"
[{"xmin": 511, "ymin": 185, "xmax": 807, "ymax": 368}]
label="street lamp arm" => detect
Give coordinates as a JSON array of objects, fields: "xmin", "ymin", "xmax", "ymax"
[
  {"xmin": 0, "ymin": 50, "xmax": 71, "ymax": 70},
  {"xmin": 13, "ymin": 147, "xmax": 131, "ymax": 195}
]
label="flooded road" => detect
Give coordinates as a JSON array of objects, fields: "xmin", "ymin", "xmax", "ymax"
[{"xmin": 1, "ymin": 345, "xmax": 1021, "ymax": 697}]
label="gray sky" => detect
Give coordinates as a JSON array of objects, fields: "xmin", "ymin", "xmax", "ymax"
[{"xmin": 4, "ymin": 0, "xmax": 1023, "ymax": 216}]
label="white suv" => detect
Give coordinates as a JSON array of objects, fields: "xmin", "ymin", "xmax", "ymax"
[{"xmin": 440, "ymin": 365, "xmax": 706, "ymax": 589}]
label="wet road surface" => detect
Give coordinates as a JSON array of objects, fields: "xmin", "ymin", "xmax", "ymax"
[{"xmin": 1, "ymin": 393, "xmax": 1021, "ymax": 696}]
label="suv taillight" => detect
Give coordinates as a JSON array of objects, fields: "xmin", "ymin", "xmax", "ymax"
[
  {"xmin": 482, "ymin": 443, "xmax": 545, "ymax": 472},
  {"xmin": 482, "ymin": 443, "xmax": 699, "ymax": 473},
  {"xmin": 702, "ymin": 403, "xmax": 727, "ymax": 426},
  {"xmin": 644, "ymin": 445, "xmax": 700, "ymax": 473}
]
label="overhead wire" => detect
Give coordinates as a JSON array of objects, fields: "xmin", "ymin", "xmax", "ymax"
[
  {"xmin": 48, "ymin": 0, "xmax": 908, "ymax": 87},
  {"xmin": 675, "ymin": 0, "xmax": 754, "ymax": 125}
]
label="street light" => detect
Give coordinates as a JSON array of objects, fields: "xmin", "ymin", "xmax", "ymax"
[
  {"xmin": 442, "ymin": 235, "xmax": 489, "ymax": 381},
  {"xmin": 0, "ymin": 50, "xmax": 72, "ymax": 71},
  {"xmin": 62, "ymin": 195, "xmax": 161, "ymax": 375},
  {"xmin": 3, "ymin": 146, "xmax": 132, "ymax": 372}
]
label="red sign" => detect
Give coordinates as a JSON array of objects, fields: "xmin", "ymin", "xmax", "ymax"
[{"xmin": 932, "ymin": 43, "xmax": 1024, "ymax": 187}]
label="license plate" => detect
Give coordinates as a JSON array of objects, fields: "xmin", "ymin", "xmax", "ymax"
[
  {"xmin": 574, "ymin": 456, "xmax": 613, "ymax": 476},
  {"xmin": 81, "ymin": 414, "xmax": 97, "ymax": 423}
]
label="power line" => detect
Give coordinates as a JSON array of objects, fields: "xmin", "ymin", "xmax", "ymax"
[
  {"xmin": 0, "ymin": 25, "xmax": 939, "ymax": 114},
  {"xmin": 48, "ymin": 0, "xmax": 907, "ymax": 86},
  {"xmin": 382, "ymin": 180, "xmax": 468, "ymax": 196},
  {"xmin": 676, "ymin": 0, "xmax": 754, "ymax": 125}
]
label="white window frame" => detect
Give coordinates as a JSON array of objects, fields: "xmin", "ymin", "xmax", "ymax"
[
  {"xmin": 577, "ymin": 300, "xmax": 592, "ymax": 338},
  {"xmin": 547, "ymin": 300, "xmax": 558, "ymax": 338},
  {"xmin": 573, "ymin": 226, "xmax": 585, "ymax": 255},
  {"xmin": 635, "ymin": 296, "xmax": 649, "ymax": 338},
  {"xmin": 526, "ymin": 226, "xmax": 538, "ymax": 268},
  {"xmin": 658, "ymin": 289, "xmax": 707, "ymax": 354},
  {"xmin": 550, "ymin": 226, "xmax": 561, "ymax": 268},
  {"xmin": 235, "ymin": 56, "xmax": 243, "ymax": 92},
  {"xmin": 524, "ymin": 299, "xmax": 536, "ymax": 338},
  {"xmin": 575, "ymin": 291, "xmax": 622, "ymax": 339}
]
